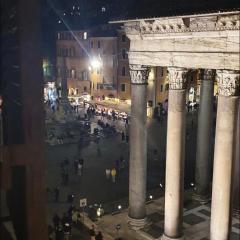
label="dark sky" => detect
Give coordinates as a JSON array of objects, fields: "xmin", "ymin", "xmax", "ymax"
[{"xmin": 42, "ymin": 0, "xmax": 239, "ymax": 59}]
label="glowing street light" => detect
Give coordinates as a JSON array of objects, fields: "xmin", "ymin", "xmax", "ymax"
[{"xmin": 90, "ymin": 57, "xmax": 102, "ymax": 69}]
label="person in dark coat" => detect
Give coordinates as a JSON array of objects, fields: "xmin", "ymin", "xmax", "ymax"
[
  {"xmin": 54, "ymin": 187, "xmax": 60, "ymax": 202},
  {"xmin": 52, "ymin": 213, "xmax": 60, "ymax": 229},
  {"xmin": 95, "ymin": 231, "xmax": 103, "ymax": 240}
]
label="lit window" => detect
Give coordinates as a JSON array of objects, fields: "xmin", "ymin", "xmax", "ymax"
[
  {"xmin": 83, "ymin": 71, "xmax": 88, "ymax": 80},
  {"xmin": 83, "ymin": 32, "xmax": 87, "ymax": 40},
  {"xmin": 101, "ymin": 7, "xmax": 106, "ymax": 12},
  {"xmin": 71, "ymin": 69, "xmax": 76, "ymax": 78},
  {"xmin": 121, "ymin": 84, "xmax": 126, "ymax": 92},
  {"xmin": 57, "ymin": 33, "xmax": 61, "ymax": 39}
]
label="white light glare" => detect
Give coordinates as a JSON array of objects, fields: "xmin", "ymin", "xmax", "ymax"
[
  {"xmin": 149, "ymin": 195, "xmax": 153, "ymax": 200},
  {"xmin": 118, "ymin": 205, "xmax": 122, "ymax": 210},
  {"xmin": 91, "ymin": 58, "xmax": 102, "ymax": 69}
]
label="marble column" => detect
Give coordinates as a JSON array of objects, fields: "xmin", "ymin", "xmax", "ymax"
[
  {"xmin": 195, "ymin": 69, "xmax": 214, "ymax": 200},
  {"xmin": 210, "ymin": 70, "xmax": 240, "ymax": 240},
  {"xmin": 162, "ymin": 67, "xmax": 188, "ymax": 240},
  {"xmin": 233, "ymin": 99, "xmax": 240, "ymax": 217},
  {"xmin": 128, "ymin": 64, "xmax": 150, "ymax": 230}
]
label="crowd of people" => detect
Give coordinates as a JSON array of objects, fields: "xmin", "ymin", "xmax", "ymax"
[{"xmin": 48, "ymin": 207, "xmax": 104, "ymax": 240}]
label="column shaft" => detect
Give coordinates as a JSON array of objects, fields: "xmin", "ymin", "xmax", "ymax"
[
  {"xmin": 164, "ymin": 89, "xmax": 186, "ymax": 239},
  {"xmin": 210, "ymin": 96, "xmax": 239, "ymax": 240},
  {"xmin": 195, "ymin": 72, "xmax": 214, "ymax": 198},
  {"xmin": 129, "ymin": 83, "xmax": 147, "ymax": 219},
  {"xmin": 128, "ymin": 64, "xmax": 150, "ymax": 229}
]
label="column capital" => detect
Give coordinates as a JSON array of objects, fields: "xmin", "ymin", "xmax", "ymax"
[
  {"xmin": 167, "ymin": 67, "xmax": 188, "ymax": 90},
  {"xmin": 216, "ymin": 70, "xmax": 240, "ymax": 97},
  {"xmin": 129, "ymin": 64, "xmax": 150, "ymax": 85},
  {"xmin": 200, "ymin": 69, "xmax": 216, "ymax": 81}
]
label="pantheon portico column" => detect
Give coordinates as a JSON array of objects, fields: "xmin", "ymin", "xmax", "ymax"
[
  {"xmin": 128, "ymin": 64, "xmax": 150, "ymax": 230},
  {"xmin": 233, "ymin": 99, "xmax": 240, "ymax": 217},
  {"xmin": 195, "ymin": 69, "xmax": 215, "ymax": 201},
  {"xmin": 210, "ymin": 70, "xmax": 240, "ymax": 240},
  {"xmin": 163, "ymin": 67, "xmax": 188, "ymax": 240}
]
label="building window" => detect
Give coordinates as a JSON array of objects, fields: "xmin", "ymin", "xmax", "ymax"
[
  {"xmin": 91, "ymin": 41, "xmax": 94, "ymax": 48},
  {"xmin": 121, "ymin": 34, "xmax": 126, "ymax": 42},
  {"xmin": 57, "ymin": 33, "xmax": 61, "ymax": 39},
  {"xmin": 160, "ymin": 84, "xmax": 163, "ymax": 92},
  {"xmin": 83, "ymin": 32, "xmax": 87, "ymax": 40},
  {"xmin": 165, "ymin": 83, "xmax": 169, "ymax": 91},
  {"xmin": 57, "ymin": 67, "xmax": 61, "ymax": 77},
  {"xmin": 121, "ymin": 84, "xmax": 126, "ymax": 92},
  {"xmin": 76, "ymin": 89, "xmax": 79, "ymax": 95},
  {"xmin": 83, "ymin": 86, "xmax": 87, "ymax": 92},
  {"xmin": 122, "ymin": 66, "xmax": 126, "ymax": 76},
  {"xmin": 160, "ymin": 67, "xmax": 164, "ymax": 77},
  {"xmin": 97, "ymin": 41, "xmax": 101, "ymax": 48},
  {"xmin": 71, "ymin": 69, "xmax": 76, "ymax": 78},
  {"xmin": 122, "ymin": 49, "xmax": 127, "ymax": 59},
  {"xmin": 83, "ymin": 71, "xmax": 88, "ymax": 80}
]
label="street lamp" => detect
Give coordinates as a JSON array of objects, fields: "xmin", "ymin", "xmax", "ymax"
[{"xmin": 90, "ymin": 57, "xmax": 102, "ymax": 69}]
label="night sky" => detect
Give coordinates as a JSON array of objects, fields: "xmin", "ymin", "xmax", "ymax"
[{"xmin": 42, "ymin": 0, "xmax": 239, "ymax": 59}]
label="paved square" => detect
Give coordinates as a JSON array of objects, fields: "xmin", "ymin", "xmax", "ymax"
[
  {"xmin": 183, "ymin": 213, "xmax": 205, "ymax": 225},
  {"xmin": 147, "ymin": 212, "xmax": 164, "ymax": 223},
  {"xmin": 198, "ymin": 209, "xmax": 211, "ymax": 217}
]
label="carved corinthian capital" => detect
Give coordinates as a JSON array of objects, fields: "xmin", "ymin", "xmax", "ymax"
[
  {"xmin": 168, "ymin": 67, "xmax": 188, "ymax": 90},
  {"xmin": 216, "ymin": 70, "xmax": 240, "ymax": 97},
  {"xmin": 129, "ymin": 64, "xmax": 150, "ymax": 85}
]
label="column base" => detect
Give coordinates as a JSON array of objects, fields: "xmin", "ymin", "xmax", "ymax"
[
  {"xmin": 192, "ymin": 192, "xmax": 210, "ymax": 204},
  {"xmin": 127, "ymin": 216, "xmax": 147, "ymax": 230},
  {"xmin": 161, "ymin": 234, "xmax": 184, "ymax": 240}
]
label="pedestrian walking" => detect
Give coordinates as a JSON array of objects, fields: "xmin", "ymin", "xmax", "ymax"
[
  {"xmin": 79, "ymin": 158, "xmax": 84, "ymax": 168},
  {"xmin": 89, "ymin": 225, "xmax": 95, "ymax": 240},
  {"xmin": 111, "ymin": 168, "xmax": 117, "ymax": 183},
  {"xmin": 126, "ymin": 134, "xmax": 129, "ymax": 143},
  {"xmin": 120, "ymin": 156, "xmax": 126, "ymax": 170},
  {"xmin": 74, "ymin": 158, "xmax": 78, "ymax": 174},
  {"xmin": 77, "ymin": 162, "xmax": 82, "ymax": 176},
  {"xmin": 95, "ymin": 231, "xmax": 103, "ymax": 240},
  {"xmin": 105, "ymin": 169, "xmax": 111, "ymax": 180},
  {"xmin": 115, "ymin": 159, "xmax": 120, "ymax": 172},
  {"xmin": 54, "ymin": 187, "xmax": 60, "ymax": 202},
  {"xmin": 52, "ymin": 213, "xmax": 60, "ymax": 230},
  {"xmin": 121, "ymin": 131, "xmax": 125, "ymax": 141}
]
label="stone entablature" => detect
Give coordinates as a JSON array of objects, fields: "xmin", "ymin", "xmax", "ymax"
[
  {"xmin": 123, "ymin": 12, "xmax": 240, "ymax": 36},
  {"xmin": 113, "ymin": 11, "xmax": 240, "ymax": 70}
]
